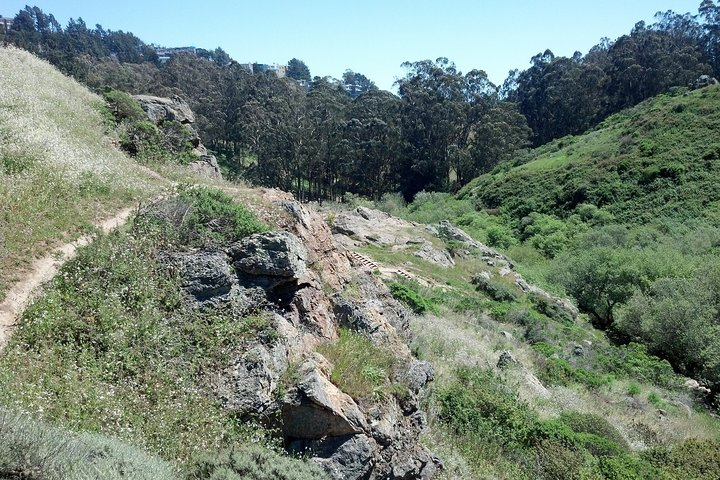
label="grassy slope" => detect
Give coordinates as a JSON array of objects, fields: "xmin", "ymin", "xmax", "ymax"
[
  {"xmin": 349, "ymin": 225, "xmax": 720, "ymax": 479},
  {"xmin": 0, "ymin": 46, "xmax": 166, "ymax": 296},
  {"xmin": 463, "ymin": 85, "xmax": 720, "ymax": 226}
]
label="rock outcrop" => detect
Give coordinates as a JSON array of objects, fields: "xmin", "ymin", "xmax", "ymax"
[
  {"xmin": 133, "ymin": 94, "xmax": 195, "ymax": 124},
  {"xmin": 133, "ymin": 94, "xmax": 222, "ymax": 180},
  {"xmin": 160, "ymin": 194, "xmax": 438, "ymax": 479}
]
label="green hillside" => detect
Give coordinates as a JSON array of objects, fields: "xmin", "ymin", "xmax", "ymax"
[
  {"xmin": 0, "ymin": 46, "xmax": 166, "ymax": 295},
  {"xmin": 463, "ymin": 85, "xmax": 720, "ymax": 227}
]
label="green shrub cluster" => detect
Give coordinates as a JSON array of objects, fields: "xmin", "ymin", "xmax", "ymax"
[
  {"xmin": 472, "ymin": 274, "xmax": 519, "ymax": 302},
  {"xmin": 388, "ymin": 280, "xmax": 439, "ymax": 314},
  {"xmin": 174, "ymin": 185, "xmax": 268, "ymax": 246},
  {"xmin": 595, "ymin": 342, "xmax": 678, "ymax": 388},
  {"xmin": 184, "ymin": 445, "xmax": 327, "ymax": 480},
  {"xmin": 435, "ymin": 366, "xmax": 720, "ymax": 479},
  {"xmin": 538, "ymin": 357, "xmax": 613, "ymax": 390}
]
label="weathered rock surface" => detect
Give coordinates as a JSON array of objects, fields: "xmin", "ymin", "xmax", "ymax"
[
  {"xmin": 229, "ymin": 231, "xmax": 307, "ymax": 289},
  {"xmin": 290, "ymin": 434, "xmax": 378, "ymax": 480},
  {"xmin": 282, "ymin": 358, "xmax": 368, "ymax": 439},
  {"xmin": 188, "ymin": 154, "xmax": 222, "ymax": 179},
  {"xmin": 175, "ymin": 251, "xmax": 236, "ymax": 303},
  {"xmin": 162, "ymin": 192, "xmax": 442, "ymax": 479},
  {"xmin": 215, "ymin": 343, "xmax": 288, "ymax": 417},
  {"xmin": 414, "ymin": 241, "xmax": 454, "ymax": 267},
  {"xmin": 133, "ymin": 94, "xmax": 223, "ymax": 180},
  {"xmin": 133, "ymin": 94, "xmax": 195, "ymax": 124},
  {"xmin": 331, "ymin": 206, "xmax": 420, "ymax": 247},
  {"xmin": 692, "ymin": 74, "xmax": 719, "ymax": 89},
  {"xmin": 497, "ymin": 350, "xmax": 517, "ymax": 369}
]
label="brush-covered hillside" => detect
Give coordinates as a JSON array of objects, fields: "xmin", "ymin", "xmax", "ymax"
[
  {"xmin": 0, "ymin": 46, "xmax": 167, "ymax": 296},
  {"xmin": 321, "ymin": 84, "xmax": 720, "ymax": 478},
  {"xmin": 464, "ymin": 85, "xmax": 720, "ymax": 227},
  {"xmin": 0, "ymin": 46, "xmax": 440, "ymax": 480}
]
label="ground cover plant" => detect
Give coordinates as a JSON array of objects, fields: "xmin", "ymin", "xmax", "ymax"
[{"xmin": 0, "ymin": 187, "xmax": 322, "ymax": 477}]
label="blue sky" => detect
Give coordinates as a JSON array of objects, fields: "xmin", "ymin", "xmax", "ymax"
[{"xmin": 2, "ymin": 1, "xmax": 704, "ymax": 91}]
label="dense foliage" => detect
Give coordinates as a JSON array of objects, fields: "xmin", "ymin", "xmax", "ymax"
[
  {"xmin": 437, "ymin": 366, "xmax": 720, "ymax": 479},
  {"xmin": 6, "ymin": 3, "xmax": 720, "ymax": 201}
]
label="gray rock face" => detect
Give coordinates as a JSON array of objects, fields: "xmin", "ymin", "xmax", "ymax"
[
  {"xmin": 229, "ymin": 231, "xmax": 307, "ymax": 289},
  {"xmin": 175, "ymin": 251, "xmax": 236, "ymax": 303},
  {"xmin": 282, "ymin": 359, "xmax": 367, "ymax": 440},
  {"xmin": 216, "ymin": 343, "xmax": 287, "ymax": 417},
  {"xmin": 497, "ymin": 350, "xmax": 517, "ymax": 369},
  {"xmin": 406, "ymin": 360, "xmax": 435, "ymax": 394},
  {"xmin": 290, "ymin": 434, "xmax": 378, "ymax": 480},
  {"xmin": 188, "ymin": 154, "xmax": 222, "ymax": 179},
  {"xmin": 133, "ymin": 94, "xmax": 195, "ymax": 124},
  {"xmin": 693, "ymin": 74, "xmax": 719, "ymax": 89},
  {"xmin": 414, "ymin": 242, "xmax": 454, "ymax": 267},
  {"xmin": 433, "ymin": 220, "xmax": 481, "ymax": 246}
]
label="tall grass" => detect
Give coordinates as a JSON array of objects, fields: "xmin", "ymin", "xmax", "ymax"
[{"xmin": 0, "ymin": 46, "xmax": 165, "ymax": 296}]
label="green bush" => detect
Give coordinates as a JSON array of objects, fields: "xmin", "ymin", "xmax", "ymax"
[
  {"xmin": 532, "ymin": 342, "xmax": 561, "ymax": 358},
  {"xmin": 103, "ymin": 89, "xmax": 146, "ymax": 123},
  {"xmin": 595, "ymin": 342, "xmax": 677, "ymax": 387},
  {"xmin": 388, "ymin": 280, "xmax": 438, "ymax": 314},
  {"xmin": 558, "ymin": 412, "xmax": 629, "ymax": 451},
  {"xmin": 175, "ymin": 185, "xmax": 267, "ymax": 246},
  {"xmin": 472, "ymin": 274, "xmax": 520, "ymax": 302},
  {"xmin": 184, "ymin": 445, "xmax": 327, "ymax": 480},
  {"xmin": 538, "ymin": 358, "xmax": 612, "ymax": 390},
  {"xmin": 436, "ymin": 367, "xmax": 537, "ymax": 448}
]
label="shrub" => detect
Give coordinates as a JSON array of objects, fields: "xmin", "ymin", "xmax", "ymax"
[
  {"xmin": 436, "ymin": 367, "xmax": 537, "ymax": 448},
  {"xmin": 175, "ymin": 185, "xmax": 267, "ymax": 246},
  {"xmin": 533, "ymin": 439, "xmax": 587, "ymax": 480},
  {"xmin": 317, "ymin": 329, "xmax": 396, "ymax": 400},
  {"xmin": 538, "ymin": 358, "xmax": 612, "ymax": 390},
  {"xmin": 532, "ymin": 342, "xmax": 561, "ymax": 358},
  {"xmin": 595, "ymin": 342, "xmax": 677, "ymax": 387},
  {"xmin": 486, "ymin": 225, "xmax": 516, "ymax": 249},
  {"xmin": 388, "ymin": 280, "xmax": 438, "ymax": 314},
  {"xmin": 103, "ymin": 89, "xmax": 146, "ymax": 123},
  {"xmin": 558, "ymin": 412, "xmax": 629, "ymax": 451},
  {"xmin": 0, "ymin": 406, "xmax": 177, "ymax": 480},
  {"xmin": 472, "ymin": 274, "xmax": 520, "ymax": 302},
  {"xmin": 184, "ymin": 445, "xmax": 327, "ymax": 480}
]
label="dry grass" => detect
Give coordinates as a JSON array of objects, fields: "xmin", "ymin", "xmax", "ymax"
[{"xmin": 0, "ymin": 46, "xmax": 168, "ymax": 297}]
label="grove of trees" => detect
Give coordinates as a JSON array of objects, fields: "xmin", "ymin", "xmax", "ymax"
[{"xmin": 2, "ymin": 3, "xmax": 720, "ymax": 200}]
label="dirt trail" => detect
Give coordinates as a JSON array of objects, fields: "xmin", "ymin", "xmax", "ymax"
[{"xmin": 0, "ymin": 207, "xmax": 135, "ymax": 349}]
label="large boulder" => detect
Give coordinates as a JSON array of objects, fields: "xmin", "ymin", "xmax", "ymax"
[
  {"xmin": 174, "ymin": 251, "xmax": 236, "ymax": 304},
  {"xmin": 290, "ymin": 434, "xmax": 378, "ymax": 480},
  {"xmin": 229, "ymin": 231, "xmax": 307, "ymax": 289},
  {"xmin": 282, "ymin": 358, "xmax": 367, "ymax": 440},
  {"xmin": 133, "ymin": 94, "xmax": 195, "ymax": 124},
  {"xmin": 215, "ymin": 343, "xmax": 288, "ymax": 417},
  {"xmin": 188, "ymin": 154, "xmax": 222, "ymax": 179},
  {"xmin": 414, "ymin": 241, "xmax": 454, "ymax": 268}
]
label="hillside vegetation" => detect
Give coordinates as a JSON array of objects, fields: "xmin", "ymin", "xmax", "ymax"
[
  {"xmin": 0, "ymin": 46, "xmax": 165, "ymax": 296},
  {"xmin": 360, "ymin": 84, "xmax": 720, "ymax": 407},
  {"xmin": 464, "ymin": 85, "xmax": 720, "ymax": 227}
]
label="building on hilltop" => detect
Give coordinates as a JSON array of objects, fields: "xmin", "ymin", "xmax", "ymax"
[
  {"xmin": 154, "ymin": 46, "xmax": 197, "ymax": 63},
  {"xmin": 0, "ymin": 15, "xmax": 13, "ymax": 33},
  {"xmin": 240, "ymin": 63, "xmax": 287, "ymax": 78}
]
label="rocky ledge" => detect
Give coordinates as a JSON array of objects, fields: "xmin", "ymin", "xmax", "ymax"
[{"xmin": 154, "ymin": 191, "xmax": 441, "ymax": 479}]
